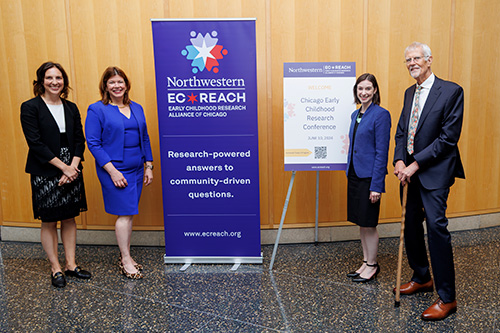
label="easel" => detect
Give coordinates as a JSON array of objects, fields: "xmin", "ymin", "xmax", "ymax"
[{"xmin": 269, "ymin": 170, "xmax": 321, "ymax": 270}]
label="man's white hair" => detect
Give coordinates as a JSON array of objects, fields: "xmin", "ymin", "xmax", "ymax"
[{"xmin": 405, "ymin": 42, "xmax": 432, "ymax": 58}]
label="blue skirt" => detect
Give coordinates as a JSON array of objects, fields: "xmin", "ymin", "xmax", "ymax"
[{"xmin": 96, "ymin": 146, "xmax": 144, "ymax": 215}]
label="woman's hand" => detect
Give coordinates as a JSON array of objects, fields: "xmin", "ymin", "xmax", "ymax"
[
  {"xmin": 103, "ymin": 162, "xmax": 128, "ymax": 188},
  {"xmin": 58, "ymin": 165, "xmax": 80, "ymax": 186},
  {"xmin": 50, "ymin": 156, "xmax": 79, "ymax": 186},
  {"xmin": 144, "ymin": 168, "xmax": 153, "ymax": 186},
  {"xmin": 369, "ymin": 191, "xmax": 381, "ymax": 203},
  {"xmin": 110, "ymin": 169, "xmax": 128, "ymax": 188}
]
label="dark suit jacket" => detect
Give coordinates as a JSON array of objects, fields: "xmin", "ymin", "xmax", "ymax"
[
  {"xmin": 394, "ymin": 76, "xmax": 465, "ymax": 190},
  {"xmin": 346, "ymin": 103, "xmax": 391, "ymax": 193},
  {"xmin": 20, "ymin": 96, "xmax": 85, "ymax": 177}
]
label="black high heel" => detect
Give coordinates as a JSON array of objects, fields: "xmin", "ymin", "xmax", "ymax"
[
  {"xmin": 347, "ymin": 260, "xmax": 367, "ymax": 278},
  {"xmin": 352, "ymin": 263, "xmax": 380, "ymax": 282}
]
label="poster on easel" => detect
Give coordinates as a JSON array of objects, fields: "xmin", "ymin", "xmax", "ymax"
[
  {"xmin": 284, "ymin": 62, "xmax": 356, "ymax": 171},
  {"xmin": 152, "ymin": 19, "xmax": 261, "ymax": 264}
]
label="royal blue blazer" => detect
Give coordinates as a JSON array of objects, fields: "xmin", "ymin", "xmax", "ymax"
[
  {"xmin": 346, "ymin": 103, "xmax": 391, "ymax": 193},
  {"xmin": 85, "ymin": 101, "xmax": 153, "ymax": 168}
]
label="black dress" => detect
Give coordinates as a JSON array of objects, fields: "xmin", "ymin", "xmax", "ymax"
[
  {"xmin": 30, "ymin": 134, "xmax": 87, "ymax": 222},
  {"xmin": 21, "ymin": 97, "xmax": 87, "ymax": 223},
  {"xmin": 347, "ymin": 112, "xmax": 380, "ymax": 227}
]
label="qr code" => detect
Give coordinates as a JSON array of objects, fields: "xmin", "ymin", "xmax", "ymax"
[{"xmin": 315, "ymin": 146, "xmax": 327, "ymax": 159}]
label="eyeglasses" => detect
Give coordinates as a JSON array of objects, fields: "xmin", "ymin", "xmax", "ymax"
[{"xmin": 404, "ymin": 56, "xmax": 428, "ymax": 64}]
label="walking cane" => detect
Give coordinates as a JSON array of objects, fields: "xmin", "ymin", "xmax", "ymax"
[{"xmin": 394, "ymin": 184, "xmax": 408, "ymax": 307}]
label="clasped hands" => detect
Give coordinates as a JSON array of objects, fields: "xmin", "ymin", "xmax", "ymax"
[
  {"xmin": 394, "ymin": 160, "xmax": 419, "ymax": 186},
  {"xmin": 58, "ymin": 164, "xmax": 81, "ymax": 186}
]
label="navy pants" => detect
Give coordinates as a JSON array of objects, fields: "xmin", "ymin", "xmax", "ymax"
[{"xmin": 402, "ymin": 175, "xmax": 456, "ymax": 303}]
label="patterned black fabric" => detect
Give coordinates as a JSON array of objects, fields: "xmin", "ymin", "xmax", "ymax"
[{"xmin": 31, "ymin": 147, "xmax": 87, "ymax": 222}]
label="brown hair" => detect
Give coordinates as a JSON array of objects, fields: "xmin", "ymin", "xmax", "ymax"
[
  {"xmin": 353, "ymin": 73, "xmax": 380, "ymax": 105},
  {"xmin": 99, "ymin": 66, "xmax": 131, "ymax": 105},
  {"xmin": 33, "ymin": 62, "xmax": 70, "ymax": 99}
]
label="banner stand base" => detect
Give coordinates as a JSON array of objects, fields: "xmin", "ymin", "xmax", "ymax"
[{"xmin": 164, "ymin": 254, "xmax": 263, "ymax": 271}]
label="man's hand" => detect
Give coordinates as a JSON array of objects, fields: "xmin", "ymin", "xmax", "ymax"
[{"xmin": 395, "ymin": 160, "xmax": 419, "ymax": 185}]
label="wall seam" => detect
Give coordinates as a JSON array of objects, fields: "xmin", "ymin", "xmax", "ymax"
[{"xmin": 449, "ymin": 0, "xmax": 456, "ymax": 79}]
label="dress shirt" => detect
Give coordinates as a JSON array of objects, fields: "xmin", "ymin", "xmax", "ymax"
[{"xmin": 408, "ymin": 73, "xmax": 435, "ymax": 129}]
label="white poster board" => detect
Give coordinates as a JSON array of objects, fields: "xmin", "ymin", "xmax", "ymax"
[{"xmin": 284, "ymin": 62, "xmax": 356, "ymax": 171}]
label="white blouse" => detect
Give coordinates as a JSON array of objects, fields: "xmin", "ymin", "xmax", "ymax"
[{"xmin": 46, "ymin": 103, "xmax": 66, "ymax": 133}]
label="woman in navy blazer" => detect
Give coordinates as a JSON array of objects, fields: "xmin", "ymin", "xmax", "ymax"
[
  {"xmin": 345, "ymin": 73, "xmax": 391, "ymax": 282},
  {"xmin": 21, "ymin": 62, "xmax": 91, "ymax": 288},
  {"xmin": 86, "ymin": 66, "xmax": 153, "ymax": 279}
]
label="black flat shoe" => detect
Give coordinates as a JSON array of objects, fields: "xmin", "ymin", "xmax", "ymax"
[
  {"xmin": 65, "ymin": 266, "xmax": 92, "ymax": 279},
  {"xmin": 352, "ymin": 263, "xmax": 380, "ymax": 283},
  {"xmin": 347, "ymin": 260, "xmax": 367, "ymax": 278},
  {"xmin": 51, "ymin": 272, "xmax": 66, "ymax": 288}
]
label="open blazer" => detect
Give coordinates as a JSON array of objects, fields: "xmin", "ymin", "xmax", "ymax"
[
  {"xmin": 85, "ymin": 101, "xmax": 153, "ymax": 168},
  {"xmin": 393, "ymin": 76, "xmax": 465, "ymax": 190},
  {"xmin": 20, "ymin": 96, "xmax": 85, "ymax": 177},
  {"xmin": 346, "ymin": 103, "xmax": 391, "ymax": 193}
]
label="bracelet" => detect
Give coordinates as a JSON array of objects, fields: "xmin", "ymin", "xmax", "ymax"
[{"xmin": 145, "ymin": 164, "xmax": 154, "ymax": 170}]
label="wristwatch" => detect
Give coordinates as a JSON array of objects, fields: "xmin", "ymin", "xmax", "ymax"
[{"xmin": 145, "ymin": 164, "xmax": 154, "ymax": 170}]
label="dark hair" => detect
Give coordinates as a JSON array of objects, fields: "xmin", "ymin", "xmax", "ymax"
[
  {"xmin": 353, "ymin": 73, "xmax": 380, "ymax": 105},
  {"xmin": 33, "ymin": 62, "xmax": 70, "ymax": 98},
  {"xmin": 99, "ymin": 66, "xmax": 131, "ymax": 105}
]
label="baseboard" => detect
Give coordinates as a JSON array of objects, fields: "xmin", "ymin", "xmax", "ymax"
[{"xmin": 1, "ymin": 212, "xmax": 499, "ymax": 246}]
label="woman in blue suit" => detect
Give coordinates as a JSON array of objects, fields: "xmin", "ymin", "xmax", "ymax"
[
  {"xmin": 86, "ymin": 66, "xmax": 153, "ymax": 279},
  {"xmin": 345, "ymin": 73, "xmax": 391, "ymax": 282}
]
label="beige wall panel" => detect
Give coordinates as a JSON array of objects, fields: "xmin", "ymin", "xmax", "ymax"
[
  {"xmin": 1, "ymin": 1, "xmax": 43, "ymax": 223},
  {"xmin": 448, "ymin": 0, "xmax": 474, "ymax": 213},
  {"xmin": 1, "ymin": 0, "xmax": 500, "ymax": 232},
  {"xmin": 460, "ymin": 0, "xmax": 500, "ymax": 211}
]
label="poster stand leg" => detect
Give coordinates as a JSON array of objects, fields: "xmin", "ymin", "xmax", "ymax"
[
  {"xmin": 269, "ymin": 171, "xmax": 296, "ymax": 271},
  {"xmin": 315, "ymin": 171, "xmax": 319, "ymax": 244}
]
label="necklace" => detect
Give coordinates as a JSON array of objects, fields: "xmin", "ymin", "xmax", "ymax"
[
  {"xmin": 356, "ymin": 111, "xmax": 364, "ymax": 123},
  {"xmin": 110, "ymin": 102, "xmax": 127, "ymax": 109}
]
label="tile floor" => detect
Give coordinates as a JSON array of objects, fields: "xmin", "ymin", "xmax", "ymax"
[{"xmin": 0, "ymin": 226, "xmax": 499, "ymax": 332}]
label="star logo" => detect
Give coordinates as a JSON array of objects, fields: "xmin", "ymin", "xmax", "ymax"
[
  {"xmin": 181, "ymin": 31, "xmax": 228, "ymax": 74},
  {"xmin": 187, "ymin": 93, "xmax": 198, "ymax": 104}
]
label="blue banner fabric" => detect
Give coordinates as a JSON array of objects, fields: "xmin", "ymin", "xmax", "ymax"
[{"xmin": 151, "ymin": 19, "xmax": 261, "ymax": 260}]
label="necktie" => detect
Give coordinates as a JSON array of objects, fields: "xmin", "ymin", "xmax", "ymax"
[{"xmin": 407, "ymin": 85, "xmax": 422, "ymax": 154}]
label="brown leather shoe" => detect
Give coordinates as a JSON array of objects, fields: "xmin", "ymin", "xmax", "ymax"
[
  {"xmin": 393, "ymin": 279, "xmax": 433, "ymax": 295},
  {"xmin": 421, "ymin": 298, "xmax": 457, "ymax": 321}
]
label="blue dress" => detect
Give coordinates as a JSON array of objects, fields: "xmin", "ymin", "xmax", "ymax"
[{"xmin": 96, "ymin": 113, "xmax": 144, "ymax": 215}]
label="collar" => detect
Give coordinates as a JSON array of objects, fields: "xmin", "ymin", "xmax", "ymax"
[{"xmin": 418, "ymin": 73, "xmax": 435, "ymax": 90}]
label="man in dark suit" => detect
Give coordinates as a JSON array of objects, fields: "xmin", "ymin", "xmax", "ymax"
[{"xmin": 393, "ymin": 42, "xmax": 465, "ymax": 321}]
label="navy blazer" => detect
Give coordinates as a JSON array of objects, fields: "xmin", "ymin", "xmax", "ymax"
[
  {"xmin": 394, "ymin": 76, "xmax": 465, "ymax": 190},
  {"xmin": 20, "ymin": 96, "xmax": 85, "ymax": 177},
  {"xmin": 85, "ymin": 101, "xmax": 153, "ymax": 168},
  {"xmin": 346, "ymin": 103, "xmax": 391, "ymax": 193}
]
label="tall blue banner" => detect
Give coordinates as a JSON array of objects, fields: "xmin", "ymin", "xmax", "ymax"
[{"xmin": 151, "ymin": 19, "xmax": 262, "ymax": 263}]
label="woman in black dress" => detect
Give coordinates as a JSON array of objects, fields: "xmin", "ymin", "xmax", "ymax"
[
  {"xmin": 345, "ymin": 73, "xmax": 391, "ymax": 282},
  {"xmin": 20, "ymin": 62, "xmax": 91, "ymax": 288}
]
